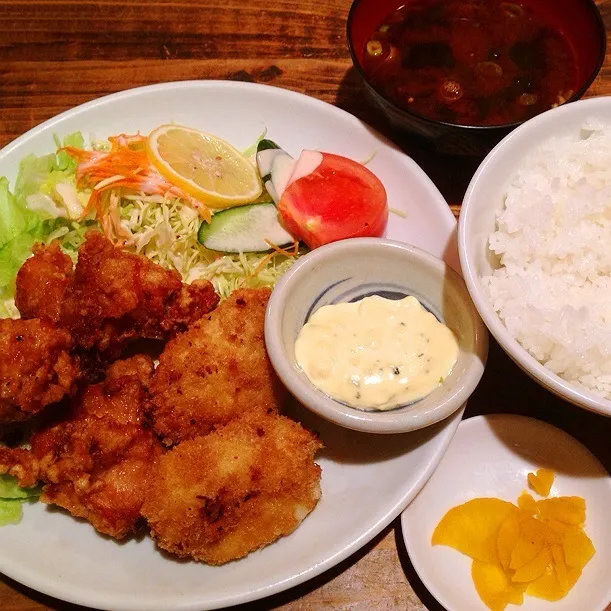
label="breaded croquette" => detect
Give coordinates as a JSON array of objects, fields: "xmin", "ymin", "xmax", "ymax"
[
  {"xmin": 141, "ymin": 411, "xmax": 322, "ymax": 564},
  {"xmin": 148, "ymin": 288, "xmax": 287, "ymax": 445}
]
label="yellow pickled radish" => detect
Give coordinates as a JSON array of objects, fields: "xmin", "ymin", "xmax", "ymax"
[
  {"xmin": 562, "ymin": 525, "xmax": 595, "ymax": 569},
  {"xmin": 517, "ymin": 491, "xmax": 539, "ymax": 515},
  {"xmin": 509, "ymin": 530, "xmax": 545, "ymax": 570},
  {"xmin": 497, "ymin": 512, "xmax": 520, "ymax": 571},
  {"xmin": 537, "ymin": 496, "xmax": 586, "ymax": 525},
  {"xmin": 526, "ymin": 565, "xmax": 566, "ymax": 601},
  {"xmin": 511, "ymin": 546, "xmax": 552, "ymax": 582},
  {"xmin": 431, "ymin": 470, "xmax": 594, "ymax": 611},
  {"xmin": 431, "ymin": 498, "xmax": 517, "ymax": 564},
  {"xmin": 527, "ymin": 468, "xmax": 555, "ymax": 497},
  {"xmin": 551, "ymin": 544, "xmax": 570, "ymax": 593},
  {"xmin": 518, "ymin": 512, "xmax": 562, "ymax": 546},
  {"xmin": 472, "ymin": 560, "xmax": 526, "ymax": 611}
]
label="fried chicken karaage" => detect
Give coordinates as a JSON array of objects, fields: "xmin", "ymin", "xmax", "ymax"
[
  {"xmin": 0, "ymin": 318, "xmax": 80, "ymax": 423},
  {"xmin": 2, "ymin": 240, "xmax": 325, "ymax": 561},
  {"xmin": 148, "ymin": 288, "xmax": 287, "ymax": 445},
  {"xmin": 15, "ymin": 232, "xmax": 220, "ymax": 355},
  {"xmin": 15, "ymin": 241, "xmax": 73, "ymax": 323},
  {"xmin": 0, "ymin": 355, "xmax": 162, "ymax": 539},
  {"xmin": 141, "ymin": 411, "xmax": 322, "ymax": 564}
]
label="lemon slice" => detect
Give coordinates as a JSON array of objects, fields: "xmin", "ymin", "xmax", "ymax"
[{"xmin": 146, "ymin": 125, "xmax": 262, "ymax": 209}]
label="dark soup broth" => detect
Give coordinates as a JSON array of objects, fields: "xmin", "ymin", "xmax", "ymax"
[{"xmin": 361, "ymin": 0, "xmax": 579, "ymax": 126}]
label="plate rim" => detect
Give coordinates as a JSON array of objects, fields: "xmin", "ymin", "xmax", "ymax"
[{"xmin": 0, "ymin": 79, "xmax": 462, "ymax": 611}]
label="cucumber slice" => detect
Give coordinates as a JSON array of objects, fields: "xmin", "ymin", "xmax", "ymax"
[
  {"xmin": 257, "ymin": 139, "xmax": 281, "ymax": 153},
  {"xmin": 256, "ymin": 140, "xmax": 295, "ymax": 203},
  {"xmin": 198, "ymin": 203, "xmax": 295, "ymax": 253}
]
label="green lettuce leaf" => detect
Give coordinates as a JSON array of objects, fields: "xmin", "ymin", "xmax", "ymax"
[
  {"xmin": 54, "ymin": 131, "xmax": 85, "ymax": 171},
  {"xmin": 0, "ymin": 475, "xmax": 41, "ymax": 526},
  {"xmin": 15, "ymin": 131, "xmax": 84, "ymax": 202},
  {"xmin": 0, "ymin": 131, "xmax": 85, "ymax": 299},
  {"xmin": 0, "ymin": 176, "xmax": 41, "ymax": 246},
  {"xmin": 0, "ymin": 500, "xmax": 23, "ymax": 526},
  {"xmin": 0, "ymin": 294, "xmax": 19, "ymax": 319},
  {"xmin": 0, "ymin": 177, "xmax": 44, "ymax": 294},
  {"xmin": 0, "ymin": 474, "xmax": 40, "ymax": 500}
]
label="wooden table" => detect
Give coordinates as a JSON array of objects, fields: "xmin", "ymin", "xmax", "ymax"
[{"xmin": 1, "ymin": 1, "xmax": 610, "ymax": 610}]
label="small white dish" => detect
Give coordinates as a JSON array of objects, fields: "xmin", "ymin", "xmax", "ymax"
[
  {"xmin": 266, "ymin": 238, "xmax": 488, "ymax": 434},
  {"xmin": 401, "ymin": 414, "xmax": 611, "ymax": 611}
]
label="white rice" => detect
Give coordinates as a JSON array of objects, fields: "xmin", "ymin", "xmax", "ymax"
[{"xmin": 483, "ymin": 120, "xmax": 611, "ymax": 399}]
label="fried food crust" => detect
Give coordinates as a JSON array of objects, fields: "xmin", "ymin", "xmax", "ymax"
[
  {"xmin": 0, "ymin": 318, "xmax": 80, "ymax": 421},
  {"xmin": 62, "ymin": 232, "xmax": 220, "ymax": 352},
  {"xmin": 148, "ymin": 288, "xmax": 287, "ymax": 445},
  {"xmin": 0, "ymin": 355, "xmax": 162, "ymax": 539},
  {"xmin": 15, "ymin": 232, "xmax": 220, "ymax": 355},
  {"xmin": 141, "ymin": 412, "xmax": 322, "ymax": 564},
  {"xmin": 15, "ymin": 241, "xmax": 73, "ymax": 323},
  {"xmin": 0, "ymin": 446, "xmax": 41, "ymax": 488}
]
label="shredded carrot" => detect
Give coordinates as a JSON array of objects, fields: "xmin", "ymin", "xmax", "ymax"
[
  {"xmin": 61, "ymin": 133, "xmax": 212, "ymax": 243},
  {"xmin": 249, "ymin": 240, "xmax": 300, "ymax": 278}
]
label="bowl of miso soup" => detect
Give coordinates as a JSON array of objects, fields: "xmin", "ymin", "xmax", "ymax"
[{"xmin": 347, "ymin": 0, "xmax": 606, "ymax": 155}]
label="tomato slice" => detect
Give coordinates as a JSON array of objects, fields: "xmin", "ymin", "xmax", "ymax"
[{"xmin": 277, "ymin": 152, "xmax": 388, "ymax": 249}]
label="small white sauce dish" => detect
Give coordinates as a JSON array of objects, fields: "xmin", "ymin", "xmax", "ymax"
[{"xmin": 264, "ymin": 237, "xmax": 489, "ymax": 434}]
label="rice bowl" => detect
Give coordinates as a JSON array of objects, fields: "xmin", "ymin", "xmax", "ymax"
[
  {"xmin": 459, "ymin": 96, "xmax": 611, "ymax": 417},
  {"xmin": 485, "ymin": 122, "xmax": 611, "ymax": 398}
]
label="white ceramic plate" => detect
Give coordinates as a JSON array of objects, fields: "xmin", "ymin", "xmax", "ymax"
[
  {"xmin": 402, "ymin": 414, "xmax": 611, "ymax": 611},
  {"xmin": 0, "ymin": 81, "xmax": 462, "ymax": 611}
]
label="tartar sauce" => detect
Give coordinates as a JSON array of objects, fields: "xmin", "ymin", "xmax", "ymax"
[{"xmin": 294, "ymin": 295, "xmax": 459, "ymax": 411}]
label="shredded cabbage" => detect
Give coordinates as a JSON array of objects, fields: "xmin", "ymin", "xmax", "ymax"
[
  {"xmin": 0, "ymin": 130, "xmax": 302, "ymax": 306},
  {"xmin": 117, "ymin": 195, "xmax": 300, "ymax": 298},
  {"xmin": 241, "ymin": 128, "xmax": 267, "ymax": 163}
]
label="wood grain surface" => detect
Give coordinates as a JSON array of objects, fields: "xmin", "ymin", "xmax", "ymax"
[{"xmin": 0, "ymin": 1, "xmax": 610, "ymax": 610}]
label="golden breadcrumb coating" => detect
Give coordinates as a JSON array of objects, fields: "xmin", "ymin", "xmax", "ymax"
[
  {"xmin": 149, "ymin": 288, "xmax": 287, "ymax": 445},
  {"xmin": 142, "ymin": 411, "xmax": 322, "ymax": 564}
]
